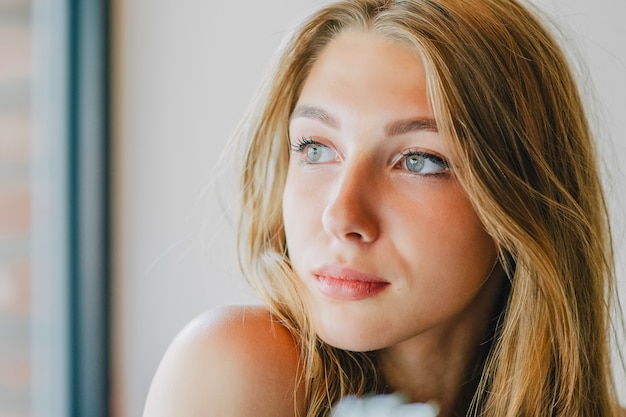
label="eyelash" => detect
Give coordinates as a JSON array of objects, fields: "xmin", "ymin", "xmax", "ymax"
[
  {"xmin": 290, "ymin": 136, "xmax": 319, "ymax": 153},
  {"xmin": 289, "ymin": 136, "xmax": 449, "ymax": 176}
]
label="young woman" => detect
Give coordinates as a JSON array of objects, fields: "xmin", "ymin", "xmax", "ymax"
[{"xmin": 143, "ymin": 0, "xmax": 624, "ymax": 416}]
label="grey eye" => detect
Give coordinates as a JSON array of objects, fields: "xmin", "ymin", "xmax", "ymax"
[
  {"xmin": 307, "ymin": 144, "xmax": 324, "ymax": 162},
  {"xmin": 401, "ymin": 152, "xmax": 449, "ymax": 175},
  {"xmin": 303, "ymin": 142, "xmax": 336, "ymax": 163},
  {"xmin": 405, "ymin": 154, "xmax": 426, "ymax": 172}
]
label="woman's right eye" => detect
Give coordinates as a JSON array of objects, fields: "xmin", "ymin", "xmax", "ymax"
[{"xmin": 290, "ymin": 137, "xmax": 337, "ymax": 164}]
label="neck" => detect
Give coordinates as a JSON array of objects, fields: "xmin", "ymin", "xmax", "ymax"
[{"xmin": 376, "ymin": 267, "xmax": 507, "ymax": 417}]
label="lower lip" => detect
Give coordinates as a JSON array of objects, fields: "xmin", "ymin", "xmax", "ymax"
[{"xmin": 314, "ymin": 275, "xmax": 390, "ymax": 301}]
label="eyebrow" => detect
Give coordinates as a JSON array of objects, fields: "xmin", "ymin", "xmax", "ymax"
[
  {"xmin": 290, "ymin": 104, "xmax": 438, "ymax": 135},
  {"xmin": 290, "ymin": 105, "xmax": 339, "ymax": 129},
  {"xmin": 385, "ymin": 118, "xmax": 438, "ymax": 136}
]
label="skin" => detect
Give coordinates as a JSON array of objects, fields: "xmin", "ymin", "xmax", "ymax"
[
  {"xmin": 283, "ymin": 31, "xmax": 505, "ymax": 415},
  {"xmin": 143, "ymin": 31, "xmax": 506, "ymax": 417},
  {"xmin": 142, "ymin": 305, "xmax": 305, "ymax": 417}
]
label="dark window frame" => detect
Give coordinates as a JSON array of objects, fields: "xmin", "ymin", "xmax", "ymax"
[
  {"xmin": 31, "ymin": 0, "xmax": 110, "ymax": 415},
  {"xmin": 68, "ymin": 1, "xmax": 110, "ymax": 416}
]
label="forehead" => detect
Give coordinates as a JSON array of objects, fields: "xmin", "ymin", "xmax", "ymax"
[
  {"xmin": 292, "ymin": 32, "xmax": 436, "ymax": 136},
  {"xmin": 293, "ymin": 30, "xmax": 434, "ymax": 128}
]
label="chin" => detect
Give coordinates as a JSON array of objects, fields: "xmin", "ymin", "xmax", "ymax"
[
  {"xmin": 308, "ymin": 302, "xmax": 398, "ymax": 352},
  {"xmin": 321, "ymin": 336, "xmax": 376, "ymax": 352},
  {"xmin": 314, "ymin": 322, "xmax": 388, "ymax": 352}
]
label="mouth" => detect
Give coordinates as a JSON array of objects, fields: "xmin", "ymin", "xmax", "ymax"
[{"xmin": 312, "ymin": 265, "xmax": 390, "ymax": 301}]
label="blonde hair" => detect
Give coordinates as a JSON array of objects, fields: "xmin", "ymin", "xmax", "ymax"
[{"xmin": 234, "ymin": 0, "xmax": 622, "ymax": 415}]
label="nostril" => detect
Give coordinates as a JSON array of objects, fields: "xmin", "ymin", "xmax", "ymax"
[
  {"xmin": 345, "ymin": 231, "xmax": 365, "ymax": 241},
  {"xmin": 321, "ymin": 198, "xmax": 379, "ymax": 243}
]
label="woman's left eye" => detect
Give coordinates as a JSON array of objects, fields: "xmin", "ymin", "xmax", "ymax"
[{"xmin": 400, "ymin": 151, "xmax": 449, "ymax": 175}]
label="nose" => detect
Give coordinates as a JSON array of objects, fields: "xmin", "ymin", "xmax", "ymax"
[{"xmin": 321, "ymin": 160, "xmax": 380, "ymax": 243}]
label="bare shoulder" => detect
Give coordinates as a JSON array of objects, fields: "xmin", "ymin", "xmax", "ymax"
[{"xmin": 142, "ymin": 305, "xmax": 305, "ymax": 417}]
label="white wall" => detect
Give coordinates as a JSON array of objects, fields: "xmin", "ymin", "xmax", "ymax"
[
  {"xmin": 112, "ymin": 1, "xmax": 626, "ymax": 416},
  {"xmin": 111, "ymin": 2, "xmax": 326, "ymax": 416}
]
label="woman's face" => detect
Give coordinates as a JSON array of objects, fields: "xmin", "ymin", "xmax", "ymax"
[{"xmin": 283, "ymin": 31, "xmax": 500, "ymax": 352}]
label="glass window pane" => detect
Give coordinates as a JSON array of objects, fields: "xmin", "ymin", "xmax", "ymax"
[{"xmin": 0, "ymin": 1, "xmax": 32, "ymax": 416}]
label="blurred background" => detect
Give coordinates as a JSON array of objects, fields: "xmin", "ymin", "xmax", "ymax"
[{"xmin": 0, "ymin": 0, "xmax": 624, "ymax": 416}]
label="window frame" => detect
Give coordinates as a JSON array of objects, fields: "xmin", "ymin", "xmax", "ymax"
[{"xmin": 31, "ymin": 0, "xmax": 110, "ymax": 415}]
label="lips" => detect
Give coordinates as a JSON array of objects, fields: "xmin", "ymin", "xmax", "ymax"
[{"xmin": 312, "ymin": 265, "xmax": 390, "ymax": 301}]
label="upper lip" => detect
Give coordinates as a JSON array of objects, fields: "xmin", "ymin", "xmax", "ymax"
[{"xmin": 312, "ymin": 264, "xmax": 389, "ymax": 283}]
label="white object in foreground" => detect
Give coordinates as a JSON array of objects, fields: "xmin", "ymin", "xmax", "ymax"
[{"xmin": 331, "ymin": 393, "xmax": 440, "ymax": 417}]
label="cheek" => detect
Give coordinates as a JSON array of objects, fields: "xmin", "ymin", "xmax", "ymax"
[
  {"xmin": 282, "ymin": 169, "xmax": 319, "ymax": 253},
  {"xmin": 282, "ymin": 175, "xmax": 297, "ymax": 244},
  {"xmin": 427, "ymin": 201, "xmax": 496, "ymax": 291},
  {"xmin": 390, "ymin": 181, "xmax": 496, "ymax": 284}
]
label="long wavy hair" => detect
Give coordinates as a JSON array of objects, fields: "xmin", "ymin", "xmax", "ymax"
[{"xmin": 233, "ymin": 0, "xmax": 622, "ymax": 415}]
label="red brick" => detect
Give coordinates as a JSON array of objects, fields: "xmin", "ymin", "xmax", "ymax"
[
  {"xmin": 0, "ymin": 357, "xmax": 30, "ymax": 387},
  {"xmin": 0, "ymin": 110, "xmax": 30, "ymax": 163},
  {"xmin": 0, "ymin": 183, "xmax": 30, "ymax": 235},
  {"xmin": 0, "ymin": 260, "xmax": 30, "ymax": 314},
  {"xmin": 0, "ymin": 25, "xmax": 32, "ymax": 81}
]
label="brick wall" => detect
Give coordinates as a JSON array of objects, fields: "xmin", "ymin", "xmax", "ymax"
[{"xmin": 0, "ymin": 0, "xmax": 32, "ymax": 416}]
